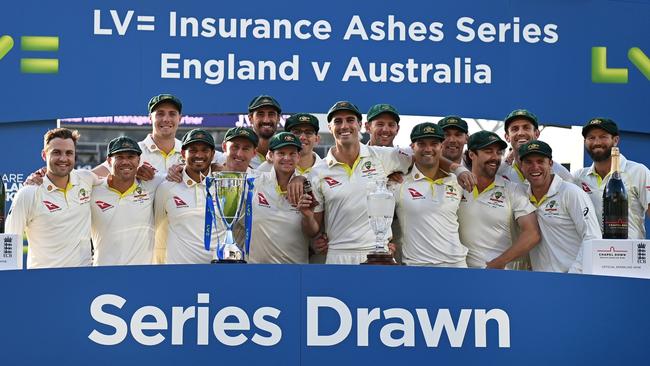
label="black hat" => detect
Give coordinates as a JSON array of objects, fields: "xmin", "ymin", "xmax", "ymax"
[
  {"xmin": 410, "ymin": 122, "xmax": 445, "ymax": 143},
  {"xmin": 438, "ymin": 116, "xmax": 468, "ymax": 133},
  {"xmin": 107, "ymin": 136, "xmax": 142, "ymax": 156},
  {"xmin": 284, "ymin": 113, "xmax": 320, "ymax": 133},
  {"xmin": 248, "ymin": 95, "xmax": 281, "ymax": 113},
  {"xmin": 518, "ymin": 140, "xmax": 552, "ymax": 160},
  {"xmin": 148, "ymin": 94, "xmax": 182, "ymax": 114},
  {"xmin": 366, "ymin": 104, "xmax": 400, "ymax": 123},
  {"xmin": 327, "ymin": 101, "xmax": 362, "ymax": 122},
  {"xmin": 181, "ymin": 129, "xmax": 215, "ymax": 149},
  {"xmin": 582, "ymin": 118, "xmax": 619, "ymax": 137},
  {"xmin": 504, "ymin": 109, "xmax": 538, "ymax": 131},
  {"xmin": 269, "ymin": 132, "xmax": 302, "ymax": 151},
  {"xmin": 223, "ymin": 127, "xmax": 259, "ymax": 147},
  {"xmin": 468, "ymin": 130, "xmax": 508, "ymax": 151}
]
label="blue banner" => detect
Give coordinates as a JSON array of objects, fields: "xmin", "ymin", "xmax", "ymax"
[
  {"xmin": 0, "ymin": 1, "xmax": 648, "ymax": 131},
  {"xmin": 0, "ymin": 265, "xmax": 648, "ymax": 365}
]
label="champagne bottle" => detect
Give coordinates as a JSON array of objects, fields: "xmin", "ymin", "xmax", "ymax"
[
  {"xmin": 0, "ymin": 176, "xmax": 5, "ymax": 233},
  {"xmin": 602, "ymin": 147, "xmax": 628, "ymax": 239}
]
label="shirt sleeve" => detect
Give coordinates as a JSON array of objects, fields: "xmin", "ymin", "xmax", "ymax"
[
  {"xmin": 153, "ymin": 182, "xmax": 171, "ymax": 263},
  {"xmin": 310, "ymin": 174, "xmax": 325, "ymax": 214},
  {"xmin": 377, "ymin": 146, "xmax": 412, "ymax": 174},
  {"xmin": 553, "ymin": 161, "xmax": 575, "ymax": 184},
  {"xmin": 509, "ymin": 183, "xmax": 537, "ymax": 220},
  {"xmin": 6, "ymin": 187, "xmax": 36, "ymax": 270},
  {"xmin": 565, "ymin": 184, "xmax": 602, "ymax": 242},
  {"xmin": 634, "ymin": 164, "xmax": 650, "ymax": 210}
]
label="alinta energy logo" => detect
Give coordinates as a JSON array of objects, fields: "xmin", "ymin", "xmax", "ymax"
[
  {"xmin": 0, "ymin": 35, "xmax": 59, "ymax": 74},
  {"xmin": 592, "ymin": 47, "xmax": 650, "ymax": 83}
]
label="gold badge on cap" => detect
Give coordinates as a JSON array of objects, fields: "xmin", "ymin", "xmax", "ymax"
[
  {"xmin": 299, "ymin": 116, "xmax": 310, "ymax": 122},
  {"xmin": 196, "ymin": 133, "xmax": 205, "ymax": 138},
  {"xmin": 240, "ymin": 130, "xmax": 250, "ymax": 136},
  {"xmin": 424, "ymin": 126, "xmax": 435, "ymax": 133},
  {"xmin": 381, "ymin": 105, "xmax": 389, "ymax": 110},
  {"xmin": 589, "ymin": 119, "xmax": 602, "ymax": 125},
  {"xmin": 284, "ymin": 135, "xmax": 294, "ymax": 141},
  {"xmin": 528, "ymin": 143, "xmax": 540, "ymax": 150}
]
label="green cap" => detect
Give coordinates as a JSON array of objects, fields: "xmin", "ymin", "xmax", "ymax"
[
  {"xmin": 285, "ymin": 113, "xmax": 320, "ymax": 133},
  {"xmin": 269, "ymin": 132, "xmax": 302, "ymax": 151},
  {"xmin": 468, "ymin": 130, "xmax": 508, "ymax": 151},
  {"xmin": 327, "ymin": 101, "xmax": 362, "ymax": 122},
  {"xmin": 181, "ymin": 129, "xmax": 215, "ymax": 149},
  {"xmin": 107, "ymin": 136, "xmax": 142, "ymax": 156},
  {"xmin": 582, "ymin": 117, "xmax": 619, "ymax": 137},
  {"xmin": 223, "ymin": 127, "xmax": 259, "ymax": 147},
  {"xmin": 148, "ymin": 94, "xmax": 182, "ymax": 114},
  {"xmin": 438, "ymin": 115, "xmax": 468, "ymax": 133},
  {"xmin": 366, "ymin": 104, "xmax": 400, "ymax": 123},
  {"xmin": 518, "ymin": 140, "xmax": 552, "ymax": 160},
  {"xmin": 248, "ymin": 95, "xmax": 282, "ymax": 113},
  {"xmin": 504, "ymin": 109, "xmax": 538, "ymax": 130},
  {"xmin": 410, "ymin": 122, "xmax": 445, "ymax": 142}
]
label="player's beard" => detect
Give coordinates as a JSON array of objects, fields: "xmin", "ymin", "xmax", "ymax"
[{"xmin": 586, "ymin": 146, "xmax": 612, "ymax": 162}]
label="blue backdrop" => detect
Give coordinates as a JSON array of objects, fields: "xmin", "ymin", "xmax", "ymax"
[
  {"xmin": 0, "ymin": 265, "xmax": 648, "ymax": 365},
  {"xmin": 0, "ymin": 0, "xmax": 648, "ymax": 130}
]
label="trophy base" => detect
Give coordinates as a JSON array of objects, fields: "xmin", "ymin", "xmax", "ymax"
[
  {"xmin": 211, "ymin": 259, "xmax": 247, "ymax": 264},
  {"xmin": 361, "ymin": 252, "xmax": 398, "ymax": 265}
]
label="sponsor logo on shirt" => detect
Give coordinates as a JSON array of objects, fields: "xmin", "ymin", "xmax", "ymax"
[
  {"xmin": 543, "ymin": 200, "xmax": 560, "ymax": 216},
  {"xmin": 445, "ymin": 185, "xmax": 459, "ymax": 199},
  {"xmin": 488, "ymin": 191, "xmax": 505, "ymax": 207},
  {"xmin": 95, "ymin": 200, "xmax": 114, "ymax": 211},
  {"xmin": 173, "ymin": 196, "xmax": 188, "ymax": 208},
  {"xmin": 78, "ymin": 188, "xmax": 91, "ymax": 203},
  {"xmin": 361, "ymin": 161, "xmax": 377, "ymax": 177},
  {"xmin": 408, "ymin": 188, "xmax": 425, "ymax": 200},
  {"xmin": 42, "ymin": 200, "xmax": 61, "ymax": 212},
  {"xmin": 324, "ymin": 177, "xmax": 341, "ymax": 188},
  {"xmin": 133, "ymin": 185, "xmax": 150, "ymax": 203},
  {"xmin": 257, "ymin": 192, "xmax": 270, "ymax": 207},
  {"xmin": 581, "ymin": 182, "xmax": 592, "ymax": 194}
]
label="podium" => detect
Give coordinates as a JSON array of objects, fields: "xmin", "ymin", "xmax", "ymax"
[{"xmin": 582, "ymin": 239, "xmax": 650, "ymax": 278}]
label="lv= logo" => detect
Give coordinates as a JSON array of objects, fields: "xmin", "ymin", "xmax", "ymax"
[
  {"xmin": 592, "ymin": 47, "xmax": 650, "ymax": 83},
  {"xmin": 0, "ymin": 35, "xmax": 59, "ymax": 73}
]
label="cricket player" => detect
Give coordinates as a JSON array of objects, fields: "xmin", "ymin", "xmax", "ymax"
[
  {"xmin": 459, "ymin": 131, "xmax": 540, "ymax": 269},
  {"xmin": 308, "ymin": 101, "xmax": 414, "ymax": 264},
  {"xmin": 247, "ymin": 95, "xmax": 282, "ymax": 169},
  {"xmin": 500, "ymin": 109, "xmax": 573, "ymax": 183},
  {"xmin": 258, "ymin": 113, "xmax": 323, "ymax": 175},
  {"xmin": 573, "ymin": 118, "xmax": 650, "ymax": 238},
  {"xmin": 248, "ymin": 132, "xmax": 312, "ymax": 263},
  {"xmin": 392, "ymin": 122, "xmax": 467, "ymax": 267},
  {"xmin": 7, "ymin": 128, "xmax": 95, "ymax": 269},
  {"xmin": 438, "ymin": 115, "xmax": 469, "ymax": 166},
  {"xmin": 91, "ymin": 136, "xmax": 164, "ymax": 265},
  {"xmin": 365, "ymin": 104, "xmax": 400, "ymax": 147},
  {"xmin": 518, "ymin": 140, "xmax": 601, "ymax": 272}
]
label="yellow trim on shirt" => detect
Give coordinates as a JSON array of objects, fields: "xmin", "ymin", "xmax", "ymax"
[
  {"xmin": 337, "ymin": 155, "xmax": 362, "ymax": 177},
  {"xmin": 472, "ymin": 182, "xmax": 496, "ymax": 199},
  {"xmin": 59, "ymin": 182, "xmax": 74, "ymax": 200},
  {"xmin": 530, "ymin": 194, "xmax": 548, "ymax": 207},
  {"xmin": 513, "ymin": 163, "xmax": 525, "ymax": 182},
  {"xmin": 296, "ymin": 165, "xmax": 311, "ymax": 175},
  {"xmin": 275, "ymin": 184, "xmax": 287, "ymax": 196},
  {"xmin": 160, "ymin": 148, "xmax": 176, "ymax": 159},
  {"xmin": 107, "ymin": 182, "xmax": 138, "ymax": 199}
]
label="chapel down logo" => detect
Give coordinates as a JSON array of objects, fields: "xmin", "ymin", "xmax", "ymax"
[{"xmin": 0, "ymin": 35, "xmax": 60, "ymax": 73}]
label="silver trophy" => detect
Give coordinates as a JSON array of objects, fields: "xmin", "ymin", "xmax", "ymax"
[
  {"xmin": 205, "ymin": 171, "xmax": 250, "ymax": 263},
  {"xmin": 363, "ymin": 178, "xmax": 398, "ymax": 265}
]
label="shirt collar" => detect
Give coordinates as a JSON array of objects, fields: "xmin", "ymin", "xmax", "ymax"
[
  {"xmin": 527, "ymin": 174, "xmax": 563, "ymax": 201},
  {"xmin": 44, "ymin": 171, "xmax": 78, "ymax": 192},
  {"xmin": 182, "ymin": 168, "xmax": 210, "ymax": 187},
  {"xmin": 409, "ymin": 164, "xmax": 450, "ymax": 183},
  {"xmin": 325, "ymin": 144, "xmax": 369, "ymax": 168},
  {"xmin": 142, "ymin": 134, "xmax": 182, "ymax": 154}
]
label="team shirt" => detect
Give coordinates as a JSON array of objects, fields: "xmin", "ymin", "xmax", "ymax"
[
  {"xmin": 91, "ymin": 175, "xmax": 164, "ymax": 266},
  {"xmin": 527, "ymin": 174, "xmax": 601, "ymax": 272},
  {"xmin": 154, "ymin": 169, "xmax": 220, "ymax": 264},
  {"xmin": 393, "ymin": 166, "xmax": 467, "ymax": 266},
  {"xmin": 310, "ymin": 145, "xmax": 412, "ymax": 263},
  {"xmin": 458, "ymin": 176, "xmax": 536, "ymax": 268},
  {"xmin": 249, "ymin": 152, "xmax": 267, "ymax": 170},
  {"xmin": 257, "ymin": 152, "xmax": 323, "ymax": 175},
  {"xmin": 573, "ymin": 154, "xmax": 650, "ymax": 239},
  {"xmin": 6, "ymin": 170, "xmax": 95, "ymax": 269},
  {"xmin": 499, "ymin": 159, "xmax": 573, "ymax": 184},
  {"xmin": 247, "ymin": 169, "xmax": 310, "ymax": 264}
]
